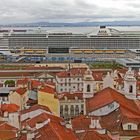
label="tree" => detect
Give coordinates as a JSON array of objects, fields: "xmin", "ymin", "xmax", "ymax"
[{"xmin": 4, "ymin": 80, "xmax": 15, "ymax": 87}]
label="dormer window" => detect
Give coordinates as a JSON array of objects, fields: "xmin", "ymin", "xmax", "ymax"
[
  {"xmin": 123, "ymin": 123, "xmax": 138, "ymax": 130},
  {"xmin": 128, "ymin": 125, "xmax": 132, "ymax": 130}
]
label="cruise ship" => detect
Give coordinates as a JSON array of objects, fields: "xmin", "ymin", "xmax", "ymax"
[{"xmin": 0, "ymin": 26, "xmax": 140, "ymax": 62}]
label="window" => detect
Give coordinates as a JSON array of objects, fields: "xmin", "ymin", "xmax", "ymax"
[
  {"xmin": 75, "ymin": 105, "xmax": 79, "ymax": 116},
  {"xmin": 70, "ymin": 105, "xmax": 74, "ymax": 116},
  {"xmin": 81, "ymin": 104, "xmax": 84, "ymax": 115},
  {"xmin": 129, "ymin": 85, "xmax": 133, "ymax": 93},
  {"xmin": 108, "ymin": 103, "xmax": 114, "ymax": 109},
  {"xmin": 64, "ymin": 105, "xmax": 69, "ymax": 118},
  {"xmin": 65, "ymin": 105, "xmax": 69, "ymax": 112},
  {"xmin": 60, "ymin": 105, "xmax": 63, "ymax": 118},
  {"xmin": 81, "ymin": 104, "xmax": 84, "ymax": 110},
  {"xmin": 87, "ymin": 84, "xmax": 91, "ymax": 92},
  {"xmin": 128, "ymin": 125, "xmax": 132, "ymax": 130}
]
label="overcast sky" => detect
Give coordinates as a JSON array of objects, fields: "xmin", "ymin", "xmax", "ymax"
[{"xmin": 0, "ymin": 0, "xmax": 140, "ymax": 23}]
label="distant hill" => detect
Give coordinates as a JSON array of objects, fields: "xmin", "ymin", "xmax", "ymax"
[{"xmin": 1, "ymin": 21, "xmax": 140, "ymax": 27}]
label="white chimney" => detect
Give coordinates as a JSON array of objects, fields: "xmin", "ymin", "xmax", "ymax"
[{"xmin": 89, "ymin": 119, "xmax": 101, "ymax": 129}]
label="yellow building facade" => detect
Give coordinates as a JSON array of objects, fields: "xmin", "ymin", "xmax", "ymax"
[
  {"xmin": 38, "ymin": 88, "xmax": 59, "ymax": 116},
  {"xmin": 9, "ymin": 88, "xmax": 28, "ymax": 110}
]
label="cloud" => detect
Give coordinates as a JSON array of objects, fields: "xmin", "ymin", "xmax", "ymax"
[{"xmin": 0, "ymin": 0, "xmax": 140, "ymax": 23}]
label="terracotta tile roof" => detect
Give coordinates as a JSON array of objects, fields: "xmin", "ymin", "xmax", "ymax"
[
  {"xmin": 72, "ymin": 115, "xmax": 90, "ymax": 131},
  {"xmin": 25, "ymin": 66, "xmax": 49, "ymax": 70},
  {"xmin": 18, "ymin": 134, "xmax": 27, "ymax": 140},
  {"xmin": 0, "ymin": 122, "xmax": 18, "ymax": 140},
  {"xmin": 25, "ymin": 66, "xmax": 64, "ymax": 71},
  {"xmin": 35, "ymin": 121, "xmax": 77, "ymax": 140},
  {"xmin": 131, "ymin": 137, "xmax": 140, "ymax": 140},
  {"xmin": 0, "ymin": 122, "xmax": 18, "ymax": 131},
  {"xmin": 15, "ymin": 88, "xmax": 27, "ymax": 95},
  {"xmin": 56, "ymin": 68, "xmax": 87, "ymax": 78},
  {"xmin": 59, "ymin": 92, "xmax": 83, "ymax": 100},
  {"xmin": 26, "ymin": 99, "xmax": 37, "ymax": 105},
  {"xmin": 20, "ymin": 104, "xmax": 51, "ymax": 115},
  {"xmin": 86, "ymin": 87, "xmax": 140, "ymax": 115},
  {"xmin": 21, "ymin": 112, "xmax": 77, "ymax": 140},
  {"xmin": 137, "ymin": 81, "xmax": 140, "ymax": 91},
  {"xmin": 45, "ymin": 81, "xmax": 56, "ymax": 87},
  {"xmin": 70, "ymin": 68, "xmax": 87, "ymax": 76},
  {"xmin": 115, "ymin": 78, "xmax": 123, "ymax": 85},
  {"xmin": 39, "ymin": 86, "xmax": 56, "ymax": 94},
  {"xmin": 0, "ymin": 104, "xmax": 19, "ymax": 113},
  {"xmin": 0, "ymin": 131, "xmax": 17, "ymax": 140},
  {"xmin": 0, "ymin": 72, "xmax": 37, "ymax": 77},
  {"xmin": 0, "ymin": 121, "xmax": 5, "ymax": 125},
  {"xmin": 22, "ymin": 112, "xmax": 63, "ymax": 128},
  {"xmin": 31, "ymin": 80, "xmax": 42, "ymax": 89},
  {"xmin": 56, "ymin": 68, "xmax": 105, "ymax": 81},
  {"xmin": 117, "ymin": 68, "xmax": 128, "ymax": 74},
  {"xmin": 100, "ymin": 108, "xmax": 122, "ymax": 132},
  {"xmin": 120, "ymin": 106, "xmax": 140, "ymax": 119},
  {"xmin": 17, "ymin": 78, "xmax": 43, "ymax": 90},
  {"xmin": 56, "ymin": 71, "xmax": 71, "ymax": 78},
  {"xmin": 78, "ymin": 130, "xmax": 112, "ymax": 140},
  {"xmin": 92, "ymin": 72, "xmax": 103, "ymax": 81},
  {"xmin": 17, "ymin": 78, "xmax": 29, "ymax": 85},
  {"xmin": 72, "ymin": 108, "xmax": 140, "ymax": 136}
]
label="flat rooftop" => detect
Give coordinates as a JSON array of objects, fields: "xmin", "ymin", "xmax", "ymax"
[
  {"xmin": 118, "ymin": 58, "xmax": 140, "ymax": 63},
  {"xmin": 116, "ymin": 58, "xmax": 140, "ymax": 68}
]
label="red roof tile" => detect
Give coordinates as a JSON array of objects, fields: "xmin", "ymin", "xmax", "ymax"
[
  {"xmin": 31, "ymin": 80, "xmax": 42, "ymax": 89},
  {"xmin": 20, "ymin": 104, "xmax": 51, "ymax": 115},
  {"xmin": 45, "ymin": 81, "xmax": 56, "ymax": 86},
  {"xmin": 0, "ymin": 122, "xmax": 18, "ymax": 131},
  {"xmin": 39, "ymin": 86, "xmax": 56, "ymax": 94},
  {"xmin": 23, "ymin": 112, "xmax": 63, "ymax": 128},
  {"xmin": 72, "ymin": 107, "xmax": 140, "ymax": 136},
  {"xmin": 80, "ymin": 130, "xmax": 112, "ymax": 140},
  {"xmin": 59, "ymin": 92, "xmax": 83, "ymax": 100},
  {"xmin": 0, "ymin": 72, "xmax": 37, "ymax": 77},
  {"xmin": 131, "ymin": 137, "xmax": 140, "ymax": 140},
  {"xmin": 0, "ymin": 122, "xmax": 18, "ymax": 140},
  {"xmin": 0, "ymin": 104, "xmax": 19, "ymax": 113},
  {"xmin": 18, "ymin": 134, "xmax": 27, "ymax": 140},
  {"xmin": 15, "ymin": 88, "xmax": 27, "ymax": 95},
  {"xmin": 86, "ymin": 87, "xmax": 140, "ymax": 115},
  {"xmin": 0, "ymin": 131, "xmax": 17, "ymax": 140},
  {"xmin": 17, "ymin": 78, "xmax": 29, "ymax": 85},
  {"xmin": 92, "ymin": 72, "xmax": 103, "ymax": 81},
  {"xmin": 72, "ymin": 115, "xmax": 90, "ymax": 131},
  {"xmin": 21, "ymin": 112, "xmax": 77, "ymax": 140},
  {"xmin": 35, "ymin": 121, "xmax": 77, "ymax": 140},
  {"xmin": 56, "ymin": 68, "xmax": 87, "ymax": 78}
]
